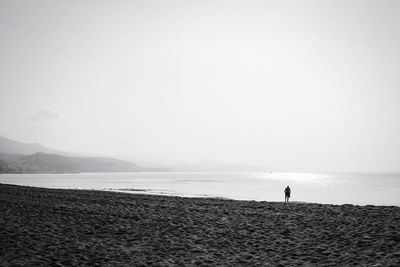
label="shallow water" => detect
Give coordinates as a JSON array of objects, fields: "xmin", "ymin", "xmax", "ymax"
[{"xmin": 1, "ymin": 172, "xmax": 399, "ymax": 206}]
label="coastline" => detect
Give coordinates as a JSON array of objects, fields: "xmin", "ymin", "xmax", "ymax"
[
  {"xmin": 1, "ymin": 183, "xmax": 400, "ymax": 266},
  {"xmin": 2, "ymin": 171, "xmax": 400, "ymax": 206}
]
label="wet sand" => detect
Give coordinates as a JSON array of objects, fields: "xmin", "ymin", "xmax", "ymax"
[{"xmin": 1, "ymin": 183, "xmax": 400, "ymax": 266}]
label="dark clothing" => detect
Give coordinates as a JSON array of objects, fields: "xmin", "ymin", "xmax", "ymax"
[
  {"xmin": 284, "ymin": 188, "xmax": 291, "ymax": 197},
  {"xmin": 284, "ymin": 187, "xmax": 291, "ymax": 202}
]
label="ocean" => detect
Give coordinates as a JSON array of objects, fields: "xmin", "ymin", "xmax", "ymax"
[{"xmin": 1, "ymin": 172, "xmax": 399, "ymax": 206}]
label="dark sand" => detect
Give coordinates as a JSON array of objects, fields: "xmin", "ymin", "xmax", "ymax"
[{"xmin": 1, "ymin": 183, "xmax": 400, "ymax": 266}]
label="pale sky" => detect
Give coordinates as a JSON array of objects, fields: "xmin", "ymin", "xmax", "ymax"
[{"xmin": 1, "ymin": 0, "xmax": 400, "ymax": 172}]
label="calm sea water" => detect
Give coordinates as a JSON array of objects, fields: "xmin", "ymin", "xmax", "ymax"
[{"xmin": 1, "ymin": 172, "xmax": 399, "ymax": 206}]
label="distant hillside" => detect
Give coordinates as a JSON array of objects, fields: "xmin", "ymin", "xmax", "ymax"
[
  {"xmin": 0, "ymin": 153, "xmax": 169, "ymax": 174},
  {"xmin": 0, "ymin": 135, "xmax": 74, "ymax": 156},
  {"xmin": 0, "ymin": 134, "xmax": 170, "ymax": 173}
]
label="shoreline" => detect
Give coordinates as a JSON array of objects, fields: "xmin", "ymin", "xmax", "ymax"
[
  {"xmin": 2, "ymin": 181, "xmax": 400, "ymax": 207},
  {"xmin": 1, "ymin": 183, "xmax": 400, "ymax": 265},
  {"xmin": 2, "ymin": 172, "xmax": 400, "ymax": 207}
]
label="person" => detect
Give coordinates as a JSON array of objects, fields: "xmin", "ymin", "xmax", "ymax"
[{"xmin": 284, "ymin": 186, "xmax": 291, "ymax": 202}]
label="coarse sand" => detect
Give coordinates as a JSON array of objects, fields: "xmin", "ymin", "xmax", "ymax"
[{"xmin": 1, "ymin": 183, "xmax": 400, "ymax": 266}]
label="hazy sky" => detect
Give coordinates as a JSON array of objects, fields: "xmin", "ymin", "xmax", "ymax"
[{"xmin": 1, "ymin": 0, "xmax": 400, "ymax": 172}]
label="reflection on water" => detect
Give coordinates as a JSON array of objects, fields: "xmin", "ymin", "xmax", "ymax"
[{"xmin": 0, "ymin": 172, "xmax": 399, "ymax": 206}]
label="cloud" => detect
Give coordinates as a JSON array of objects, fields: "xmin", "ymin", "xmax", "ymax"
[{"xmin": 28, "ymin": 108, "xmax": 62, "ymax": 122}]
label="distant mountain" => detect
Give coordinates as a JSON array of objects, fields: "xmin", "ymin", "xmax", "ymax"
[
  {"xmin": 0, "ymin": 134, "xmax": 263, "ymax": 173},
  {"xmin": 0, "ymin": 135, "xmax": 170, "ymax": 173},
  {"xmin": 0, "ymin": 152, "xmax": 169, "ymax": 174},
  {"xmin": 0, "ymin": 135, "xmax": 75, "ymax": 156}
]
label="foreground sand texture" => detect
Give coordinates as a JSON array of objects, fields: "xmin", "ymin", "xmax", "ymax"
[{"xmin": 1, "ymin": 184, "xmax": 400, "ymax": 266}]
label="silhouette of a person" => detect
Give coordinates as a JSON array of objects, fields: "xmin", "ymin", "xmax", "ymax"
[{"xmin": 284, "ymin": 186, "xmax": 291, "ymax": 202}]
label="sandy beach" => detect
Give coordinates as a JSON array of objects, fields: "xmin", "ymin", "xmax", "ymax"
[{"xmin": 1, "ymin": 183, "xmax": 400, "ymax": 266}]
